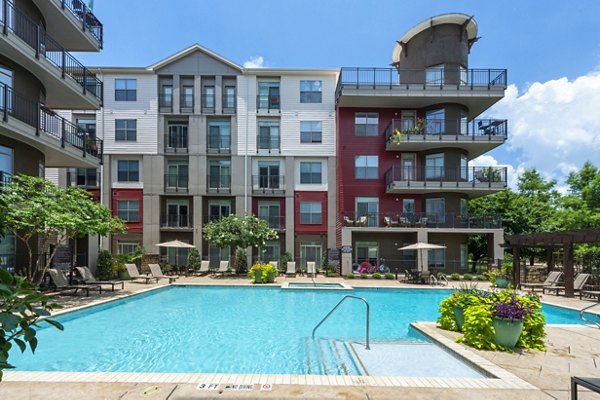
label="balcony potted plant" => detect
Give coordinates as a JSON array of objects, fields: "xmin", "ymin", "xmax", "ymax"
[{"xmin": 491, "ymin": 295, "xmax": 533, "ymax": 348}]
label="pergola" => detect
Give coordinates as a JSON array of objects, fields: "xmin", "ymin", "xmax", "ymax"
[{"xmin": 504, "ymin": 229, "xmax": 600, "ymax": 297}]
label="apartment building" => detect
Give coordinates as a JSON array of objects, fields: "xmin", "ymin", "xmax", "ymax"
[
  {"xmin": 335, "ymin": 13, "xmax": 507, "ymax": 275},
  {"xmin": 0, "ymin": 0, "xmax": 104, "ymax": 272},
  {"xmin": 59, "ymin": 44, "xmax": 337, "ymax": 268}
]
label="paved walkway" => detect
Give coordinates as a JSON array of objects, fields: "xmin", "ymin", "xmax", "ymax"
[{"xmin": 1, "ymin": 275, "xmax": 599, "ymax": 399}]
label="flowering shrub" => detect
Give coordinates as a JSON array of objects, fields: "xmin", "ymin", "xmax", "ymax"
[{"xmin": 494, "ymin": 296, "xmax": 532, "ymax": 322}]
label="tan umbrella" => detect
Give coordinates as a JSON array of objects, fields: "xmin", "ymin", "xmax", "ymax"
[
  {"xmin": 155, "ymin": 239, "xmax": 195, "ymax": 248},
  {"xmin": 398, "ymin": 242, "xmax": 446, "ymax": 271}
]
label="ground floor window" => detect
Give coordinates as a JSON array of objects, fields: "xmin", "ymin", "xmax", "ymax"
[
  {"xmin": 0, "ymin": 231, "xmax": 15, "ymax": 273},
  {"xmin": 259, "ymin": 240, "xmax": 280, "ymax": 264},
  {"xmin": 167, "ymin": 247, "xmax": 189, "ymax": 267},
  {"xmin": 428, "ymin": 244, "xmax": 445, "ymax": 269},
  {"xmin": 300, "ymin": 242, "xmax": 321, "ymax": 269},
  {"xmin": 117, "ymin": 241, "xmax": 139, "ymax": 255},
  {"xmin": 355, "ymin": 241, "xmax": 378, "ymax": 268},
  {"xmin": 460, "ymin": 243, "xmax": 468, "ymax": 270},
  {"xmin": 209, "ymin": 244, "xmax": 230, "ymax": 267}
]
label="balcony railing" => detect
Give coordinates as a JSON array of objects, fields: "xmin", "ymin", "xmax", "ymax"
[
  {"xmin": 164, "ymin": 133, "xmax": 188, "ymax": 153},
  {"xmin": 0, "ymin": 170, "xmax": 12, "ymax": 188},
  {"xmin": 67, "ymin": 170, "xmax": 100, "ymax": 188},
  {"xmin": 384, "ymin": 118, "xmax": 508, "ymax": 143},
  {"xmin": 1, "ymin": 83, "xmax": 103, "ymax": 161},
  {"xmin": 336, "ymin": 67, "xmax": 507, "ymax": 101},
  {"xmin": 160, "ymin": 214, "xmax": 192, "ymax": 228},
  {"xmin": 164, "ymin": 174, "xmax": 188, "ymax": 193},
  {"xmin": 207, "ymin": 174, "xmax": 231, "ymax": 193},
  {"xmin": 201, "ymin": 93, "xmax": 215, "ymax": 113},
  {"xmin": 342, "ymin": 211, "xmax": 502, "ymax": 229},
  {"xmin": 252, "ymin": 175, "xmax": 285, "ymax": 193},
  {"xmin": 1, "ymin": 1, "xmax": 103, "ymax": 103},
  {"xmin": 203, "ymin": 214, "xmax": 231, "ymax": 223},
  {"xmin": 207, "ymin": 135, "xmax": 231, "ymax": 154},
  {"xmin": 256, "ymin": 95, "xmax": 280, "ymax": 111},
  {"xmin": 58, "ymin": 0, "xmax": 103, "ymax": 48},
  {"xmin": 257, "ymin": 135, "xmax": 280, "ymax": 153},
  {"xmin": 259, "ymin": 215, "xmax": 286, "ymax": 230},
  {"xmin": 222, "ymin": 95, "xmax": 235, "ymax": 113},
  {"xmin": 384, "ymin": 165, "xmax": 507, "ymax": 188},
  {"xmin": 158, "ymin": 94, "xmax": 172, "ymax": 113}
]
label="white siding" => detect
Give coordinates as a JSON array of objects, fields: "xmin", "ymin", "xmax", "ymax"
[{"xmin": 45, "ymin": 167, "xmax": 59, "ymax": 184}]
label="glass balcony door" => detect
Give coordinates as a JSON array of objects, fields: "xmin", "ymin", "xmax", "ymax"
[
  {"xmin": 258, "ymin": 201, "xmax": 281, "ymax": 229},
  {"xmin": 166, "ymin": 201, "xmax": 189, "ymax": 227},
  {"xmin": 258, "ymin": 161, "xmax": 280, "ymax": 189},
  {"xmin": 208, "ymin": 200, "xmax": 231, "ymax": 221}
]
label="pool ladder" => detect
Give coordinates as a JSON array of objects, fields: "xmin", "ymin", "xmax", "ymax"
[
  {"xmin": 579, "ymin": 303, "xmax": 600, "ymax": 328},
  {"xmin": 312, "ymin": 295, "xmax": 370, "ymax": 350}
]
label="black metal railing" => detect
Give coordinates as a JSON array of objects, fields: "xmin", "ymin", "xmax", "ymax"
[
  {"xmin": 341, "ymin": 211, "xmax": 502, "ymax": 229},
  {"xmin": 223, "ymin": 94, "xmax": 236, "ymax": 113},
  {"xmin": 207, "ymin": 174, "xmax": 231, "ymax": 192},
  {"xmin": 0, "ymin": 253, "xmax": 16, "ymax": 273},
  {"xmin": 160, "ymin": 214, "xmax": 192, "ymax": 228},
  {"xmin": 66, "ymin": 169, "xmax": 100, "ymax": 188},
  {"xmin": 164, "ymin": 133, "xmax": 188, "ymax": 153},
  {"xmin": 384, "ymin": 118, "xmax": 508, "ymax": 143},
  {"xmin": 158, "ymin": 94, "xmax": 172, "ymax": 112},
  {"xmin": 207, "ymin": 135, "xmax": 231, "ymax": 154},
  {"xmin": 0, "ymin": 171, "xmax": 12, "ymax": 187},
  {"xmin": 257, "ymin": 134, "xmax": 280, "ymax": 152},
  {"xmin": 251, "ymin": 175, "xmax": 285, "ymax": 192},
  {"xmin": 204, "ymin": 214, "xmax": 231, "ymax": 223},
  {"xmin": 256, "ymin": 94, "xmax": 280, "ymax": 111},
  {"xmin": 258, "ymin": 215, "xmax": 286, "ymax": 230},
  {"xmin": 384, "ymin": 165, "xmax": 507, "ymax": 188},
  {"xmin": 180, "ymin": 93, "xmax": 194, "ymax": 110},
  {"xmin": 58, "ymin": 0, "xmax": 103, "ymax": 47},
  {"xmin": 164, "ymin": 174, "xmax": 188, "ymax": 192},
  {"xmin": 1, "ymin": 1, "xmax": 103, "ymax": 103},
  {"xmin": 1, "ymin": 83, "xmax": 103, "ymax": 161},
  {"xmin": 201, "ymin": 93, "xmax": 215, "ymax": 113}
]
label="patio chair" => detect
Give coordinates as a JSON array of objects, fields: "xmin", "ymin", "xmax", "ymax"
[
  {"xmin": 521, "ymin": 271, "xmax": 562, "ymax": 292},
  {"xmin": 149, "ymin": 263, "xmax": 179, "ymax": 284},
  {"xmin": 343, "ymin": 215, "xmax": 354, "ymax": 226},
  {"xmin": 213, "ymin": 261, "xmax": 230, "ymax": 277},
  {"xmin": 285, "ymin": 261, "xmax": 296, "ymax": 276},
  {"xmin": 415, "ymin": 216, "xmax": 428, "ymax": 227},
  {"xmin": 196, "ymin": 260, "xmax": 210, "ymax": 276},
  {"xmin": 75, "ymin": 266, "xmax": 124, "ymax": 291},
  {"xmin": 125, "ymin": 263, "xmax": 159, "ymax": 284},
  {"xmin": 48, "ymin": 268, "xmax": 101, "ymax": 297},
  {"xmin": 355, "ymin": 216, "xmax": 367, "ymax": 227},
  {"xmin": 543, "ymin": 273, "xmax": 591, "ymax": 296},
  {"xmin": 384, "ymin": 216, "xmax": 398, "ymax": 227},
  {"xmin": 306, "ymin": 261, "xmax": 316, "ymax": 278}
]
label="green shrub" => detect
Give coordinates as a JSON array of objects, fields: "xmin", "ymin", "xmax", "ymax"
[
  {"xmin": 372, "ymin": 272, "xmax": 382, "ymax": 279},
  {"xmin": 384, "ymin": 272, "xmax": 394, "ymax": 280},
  {"xmin": 463, "ymin": 273, "xmax": 473, "ymax": 281},
  {"xmin": 235, "ymin": 248, "xmax": 248, "ymax": 274},
  {"xmin": 450, "ymin": 273, "xmax": 460, "ymax": 280},
  {"xmin": 346, "ymin": 273, "xmax": 355, "ymax": 279},
  {"xmin": 475, "ymin": 274, "xmax": 487, "ymax": 281},
  {"xmin": 187, "ymin": 247, "xmax": 201, "ymax": 273},
  {"xmin": 360, "ymin": 273, "xmax": 368, "ymax": 279},
  {"xmin": 96, "ymin": 250, "xmax": 114, "ymax": 280}
]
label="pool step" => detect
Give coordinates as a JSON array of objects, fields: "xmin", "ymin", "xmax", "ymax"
[{"xmin": 304, "ymin": 338, "xmax": 365, "ymax": 376}]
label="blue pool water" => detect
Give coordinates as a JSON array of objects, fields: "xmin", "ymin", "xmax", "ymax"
[{"xmin": 10, "ymin": 286, "xmax": 599, "ymax": 375}]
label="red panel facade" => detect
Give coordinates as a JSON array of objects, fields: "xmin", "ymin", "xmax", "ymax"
[
  {"xmin": 111, "ymin": 188, "xmax": 143, "ymax": 232},
  {"xmin": 294, "ymin": 191, "xmax": 327, "ymax": 234}
]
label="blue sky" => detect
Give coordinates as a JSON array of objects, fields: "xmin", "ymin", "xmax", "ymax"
[{"xmin": 78, "ymin": 0, "xmax": 600, "ymax": 190}]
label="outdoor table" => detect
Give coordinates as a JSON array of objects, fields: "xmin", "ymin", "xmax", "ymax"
[{"xmin": 571, "ymin": 376, "xmax": 600, "ymax": 399}]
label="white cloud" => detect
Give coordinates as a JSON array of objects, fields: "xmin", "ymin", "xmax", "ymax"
[
  {"xmin": 486, "ymin": 71, "xmax": 600, "ymax": 186},
  {"xmin": 243, "ymin": 56, "xmax": 266, "ymax": 68}
]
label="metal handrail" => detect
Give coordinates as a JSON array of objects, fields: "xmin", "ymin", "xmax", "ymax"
[
  {"xmin": 312, "ymin": 295, "xmax": 370, "ymax": 350},
  {"xmin": 579, "ymin": 303, "xmax": 600, "ymax": 328}
]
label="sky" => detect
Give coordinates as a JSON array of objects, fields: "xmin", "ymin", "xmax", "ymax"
[{"xmin": 77, "ymin": 0, "xmax": 600, "ymax": 192}]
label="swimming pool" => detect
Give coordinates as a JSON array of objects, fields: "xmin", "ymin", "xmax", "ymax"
[{"xmin": 10, "ymin": 286, "xmax": 599, "ymax": 376}]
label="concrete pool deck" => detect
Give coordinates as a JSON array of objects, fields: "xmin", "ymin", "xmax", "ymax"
[{"xmin": 1, "ymin": 275, "xmax": 599, "ymax": 399}]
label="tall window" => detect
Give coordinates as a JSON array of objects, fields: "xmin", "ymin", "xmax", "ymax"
[
  {"xmin": 258, "ymin": 120, "xmax": 280, "ymax": 150},
  {"xmin": 0, "ymin": 65, "xmax": 12, "ymax": 111},
  {"xmin": 209, "ymin": 244, "xmax": 230, "ymax": 265},
  {"xmin": 355, "ymin": 113, "xmax": 378, "ymax": 136},
  {"xmin": 208, "ymin": 160, "xmax": 231, "ymax": 189},
  {"xmin": 0, "ymin": 145, "xmax": 13, "ymax": 187},
  {"xmin": 425, "ymin": 153, "xmax": 444, "ymax": 179},
  {"xmin": 428, "ymin": 244, "xmax": 445, "ymax": 269},
  {"xmin": 460, "ymin": 244, "xmax": 468, "ymax": 269},
  {"xmin": 181, "ymin": 86, "xmax": 194, "ymax": 108},
  {"xmin": 167, "ymin": 121, "xmax": 188, "ymax": 150},
  {"xmin": 300, "ymin": 121, "xmax": 322, "ymax": 143},
  {"xmin": 257, "ymin": 161, "xmax": 280, "ymax": 189},
  {"xmin": 208, "ymin": 199, "xmax": 231, "ymax": 221},
  {"xmin": 166, "ymin": 161, "xmax": 188, "ymax": 190},
  {"xmin": 460, "ymin": 66, "xmax": 468, "ymax": 86},
  {"xmin": 355, "ymin": 156, "xmax": 378, "ymax": 179},
  {"xmin": 117, "ymin": 160, "xmax": 139, "ymax": 182},
  {"xmin": 355, "ymin": 197, "xmax": 379, "ymax": 227},
  {"xmin": 300, "ymin": 80, "xmax": 322, "ymax": 103},
  {"xmin": 425, "ymin": 109, "xmax": 445, "ymax": 134},
  {"xmin": 208, "ymin": 120, "xmax": 231, "ymax": 151},
  {"xmin": 460, "ymin": 155, "xmax": 468, "ymax": 180},
  {"xmin": 259, "ymin": 240, "xmax": 280, "ymax": 264},
  {"xmin": 117, "ymin": 200, "xmax": 139, "ymax": 221},
  {"xmin": 224, "ymin": 86, "xmax": 235, "ymax": 108},
  {"xmin": 115, "ymin": 79, "xmax": 136, "ymax": 101},
  {"xmin": 300, "ymin": 202, "xmax": 322, "ymax": 224},
  {"xmin": 77, "ymin": 118, "xmax": 96, "ymax": 137},
  {"xmin": 74, "ymin": 168, "xmax": 98, "ymax": 187},
  {"xmin": 257, "ymin": 82, "xmax": 280, "ymax": 109},
  {"xmin": 115, "ymin": 119, "xmax": 137, "ymax": 141},
  {"xmin": 425, "ymin": 64, "xmax": 444, "ymax": 85},
  {"xmin": 166, "ymin": 199, "xmax": 189, "ymax": 227},
  {"xmin": 300, "ymin": 242, "xmax": 322, "ymax": 269},
  {"xmin": 258, "ymin": 201, "xmax": 281, "ymax": 229},
  {"xmin": 425, "ymin": 198, "xmax": 445, "ymax": 223},
  {"xmin": 300, "ymin": 162, "xmax": 321, "ymax": 184},
  {"xmin": 160, "ymin": 85, "xmax": 172, "ymax": 108},
  {"xmin": 460, "ymin": 198, "xmax": 468, "ymax": 215},
  {"xmin": 203, "ymin": 86, "xmax": 215, "ymax": 109},
  {"xmin": 118, "ymin": 241, "xmax": 140, "ymax": 255}
]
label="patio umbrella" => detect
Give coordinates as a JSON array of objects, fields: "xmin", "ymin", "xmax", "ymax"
[
  {"xmin": 155, "ymin": 239, "xmax": 195, "ymax": 248},
  {"xmin": 397, "ymin": 242, "xmax": 446, "ymax": 271}
]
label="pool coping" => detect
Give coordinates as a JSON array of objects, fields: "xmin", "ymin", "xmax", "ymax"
[{"xmin": 281, "ymin": 281, "xmax": 353, "ymax": 290}]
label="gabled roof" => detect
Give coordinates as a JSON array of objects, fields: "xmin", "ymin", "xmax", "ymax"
[{"xmin": 148, "ymin": 43, "xmax": 243, "ymax": 72}]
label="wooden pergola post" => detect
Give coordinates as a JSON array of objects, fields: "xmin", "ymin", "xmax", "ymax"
[
  {"xmin": 564, "ymin": 242, "xmax": 574, "ymax": 297},
  {"xmin": 547, "ymin": 247, "xmax": 555, "ymax": 273},
  {"xmin": 513, "ymin": 246, "xmax": 521, "ymax": 288}
]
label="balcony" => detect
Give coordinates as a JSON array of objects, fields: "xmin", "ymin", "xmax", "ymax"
[
  {"xmin": 256, "ymin": 94, "xmax": 280, "ymax": 114},
  {"xmin": 164, "ymin": 174, "xmax": 188, "ymax": 193},
  {"xmin": 164, "ymin": 134, "xmax": 188, "ymax": 154},
  {"xmin": 384, "ymin": 118, "xmax": 507, "ymax": 158},
  {"xmin": 252, "ymin": 175, "xmax": 285, "ymax": 195},
  {"xmin": 259, "ymin": 215, "xmax": 286, "ymax": 231},
  {"xmin": 207, "ymin": 174, "xmax": 231, "ymax": 193},
  {"xmin": 1, "ymin": 83, "xmax": 102, "ymax": 167},
  {"xmin": 160, "ymin": 214, "xmax": 192, "ymax": 229},
  {"xmin": 257, "ymin": 135, "xmax": 280, "ymax": 154},
  {"xmin": 180, "ymin": 93, "xmax": 194, "ymax": 113},
  {"xmin": 201, "ymin": 93, "xmax": 215, "ymax": 114},
  {"xmin": 0, "ymin": 1, "xmax": 103, "ymax": 109},
  {"xmin": 336, "ymin": 67, "xmax": 507, "ymax": 117},
  {"xmin": 342, "ymin": 211, "xmax": 502, "ymax": 230},
  {"xmin": 384, "ymin": 165, "xmax": 507, "ymax": 197},
  {"xmin": 0, "ymin": 170, "xmax": 12, "ymax": 187},
  {"xmin": 207, "ymin": 135, "xmax": 231, "ymax": 154},
  {"xmin": 222, "ymin": 94, "xmax": 235, "ymax": 114},
  {"xmin": 67, "ymin": 169, "xmax": 100, "ymax": 188},
  {"xmin": 158, "ymin": 94, "xmax": 172, "ymax": 113}
]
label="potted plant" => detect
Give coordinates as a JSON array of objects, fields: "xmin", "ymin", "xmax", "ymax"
[
  {"xmin": 491, "ymin": 295, "xmax": 533, "ymax": 348},
  {"xmin": 262, "ymin": 262, "xmax": 278, "ymax": 283},
  {"xmin": 437, "ymin": 284, "xmax": 480, "ymax": 332},
  {"xmin": 248, "ymin": 263, "xmax": 265, "ymax": 284}
]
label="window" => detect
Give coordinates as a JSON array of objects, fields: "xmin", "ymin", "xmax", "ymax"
[
  {"xmin": 355, "ymin": 197, "xmax": 379, "ymax": 227},
  {"xmin": 0, "ymin": 65, "xmax": 12, "ymax": 111},
  {"xmin": 115, "ymin": 79, "xmax": 136, "ymax": 101},
  {"xmin": 117, "ymin": 200, "xmax": 139, "ymax": 222},
  {"xmin": 166, "ymin": 161, "xmax": 188, "ymax": 190},
  {"xmin": 258, "ymin": 201, "xmax": 281, "ymax": 229},
  {"xmin": 77, "ymin": 118, "xmax": 96, "ymax": 137},
  {"xmin": 355, "ymin": 113, "xmax": 378, "ymax": 136},
  {"xmin": 117, "ymin": 160, "xmax": 139, "ymax": 182},
  {"xmin": 208, "ymin": 120, "xmax": 231, "ymax": 151},
  {"xmin": 460, "ymin": 155, "xmax": 468, "ymax": 180},
  {"xmin": 425, "ymin": 64, "xmax": 444, "ymax": 85},
  {"xmin": 428, "ymin": 244, "xmax": 445, "ymax": 269},
  {"xmin": 118, "ymin": 241, "xmax": 139, "ymax": 255},
  {"xmin": 425, "ymin": 109, "xmax": 445, "ymax": 134},
  {"xmin": 167, "ymin": 121, "xmax": 188, "ymax": 150},
  {"xmin": 181, "ymin": 86, "xmax": 194, "ymax": 108},
  {"xmin": 115, "ymin": 119, "xmax": 137, "ymax": 141},
  {"xmin": 208, "ymin": 200, "xmax": 231, "ymax": 221},
  {"xmin": 257, "ymin": 161, "xmax": 280, "ymax": 189},
  {"xmin": 300, "ymin": 121, "xmax": 322, "ymax": 143},
  {"xmin": 300, "ymin": 242, "xmax": 322, "ymax": 269},
  {"xmin": 402, "ymin": 198, "xmax": 415, "ymax": 223},
  {"xmin": 460, "ymin": 66, "xmax": 468, "ymax": 86},
  {"xmin": 166, "ymin": 199, "xmax": 189, "ymax": 227},
  {"xmin": 259, "ymin": 240, "xmax": 280, "ymax": 264},
  {"xmin": 224, "ymin": 86, "xmax": 235, "ymax": 108},
  {"xmin": 203, "ymin": 86, "xmax": 215, "ymax": 109},
  {"xmin": 168, "ymin": 247, "xmax": 190, "ymax": 267},
  {"xmin": 74, "ymin": 168, "xmax": 98, "ymax": 187},
  {"xmin": 355, "ymin": 242, "xmax": 378, "ymax": 266},
  {"xmin": 300, "ymin": 80, "xmax": 322, "ymax": 103},
  {"xmin": 425, "ymin": 198, "xmax": 445, "ymax": 223},
  {"xmin": 258, "ymin": 120, "xmax": 280, "ymax": 150},
  {"xmin": 460, "ymin": 111, "xmax": 468, "ymax": 135},
  {"xmin": 425, "ymin": 153, "xmax": 444, "ymax": 179},
  {"xmin": 160, "ymin": 85, "xmax": 172, "ymax": 108},
  {"xmin": 401, "ymin": 111, "xmax": 416, "ymax": 131},
  {"xmin": 300, "ymin": 202, "xmax": 322, "ymax": 224},
  {"xmin": 460, "ymin": 198, "xmax": 468, "ymax": 215},
  {"xmin": 0, "ymin": 145, "xmax": 13, "ymax": 187},
  {"xmin": 460, "ymin": 244, "xmax": 468, "ymax": 269},
  {"xmin": 300, "ymin": 162, "xmax": 321, "ymax": 184},
  {"xmin": 209, "ymin": 244, "xmax": 230, "ymax": 266},
  {"xmin": 208, "ymin": 160, "xmax": 231, "ymax": 189},
  {"xmin": 355, "ymin": 156, "xmax": 378, "ymax": 179},
  {"xmin": 258, "ymin": 82, "xmax": 280, "ymax": 109}
]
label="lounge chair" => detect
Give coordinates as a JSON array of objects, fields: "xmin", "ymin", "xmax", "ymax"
[
  {"xmin": 75, "ymin": 266, "xmax": 124, "ymax": 291},
  {"xmin": 125, "ymin": 263, "xmax": 159, "ymax": 284},
  {"xmin": 213, "ymin": 261, "xmax": 230, "ymax": 277},
  {"xmin": 306, "ymin": 261, "xmax": 316, "ymax": 278},
  {"xmin": 196, "ymin": 260, "xmax": 210, "ymax": 276},
  {"xmin": 543, "ymin": 273, "xmax": 591, "ymax": 296},
  {"xmin": 149, "ymin": 263, "xmax": 179, "ymax": 283},
  {"xmin": 285, "ymin": 261, "xmax": 296, "ymax": 276},
  {"xmin": 343, "ymin": 216, "xmax": 354, "ymax": 226},
  {"xmin": 355, "ymin": 216, "xmax": 367, "ymax": 226},
  {"xmin": 521, "ymin": 271, "xmax": 562, "ymax": 292},
  {"xmin": 48, "ymin": 268, "xmax": 101, "ymax": 296}
]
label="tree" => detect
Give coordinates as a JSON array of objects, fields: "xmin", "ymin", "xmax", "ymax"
[
  {"xmin": 0, "ymin": 175, "xmax": 125, "ymax": 284},
  {"xmin": 203, "ymin": 214, "xmax": 278, "ymax": 273}
]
